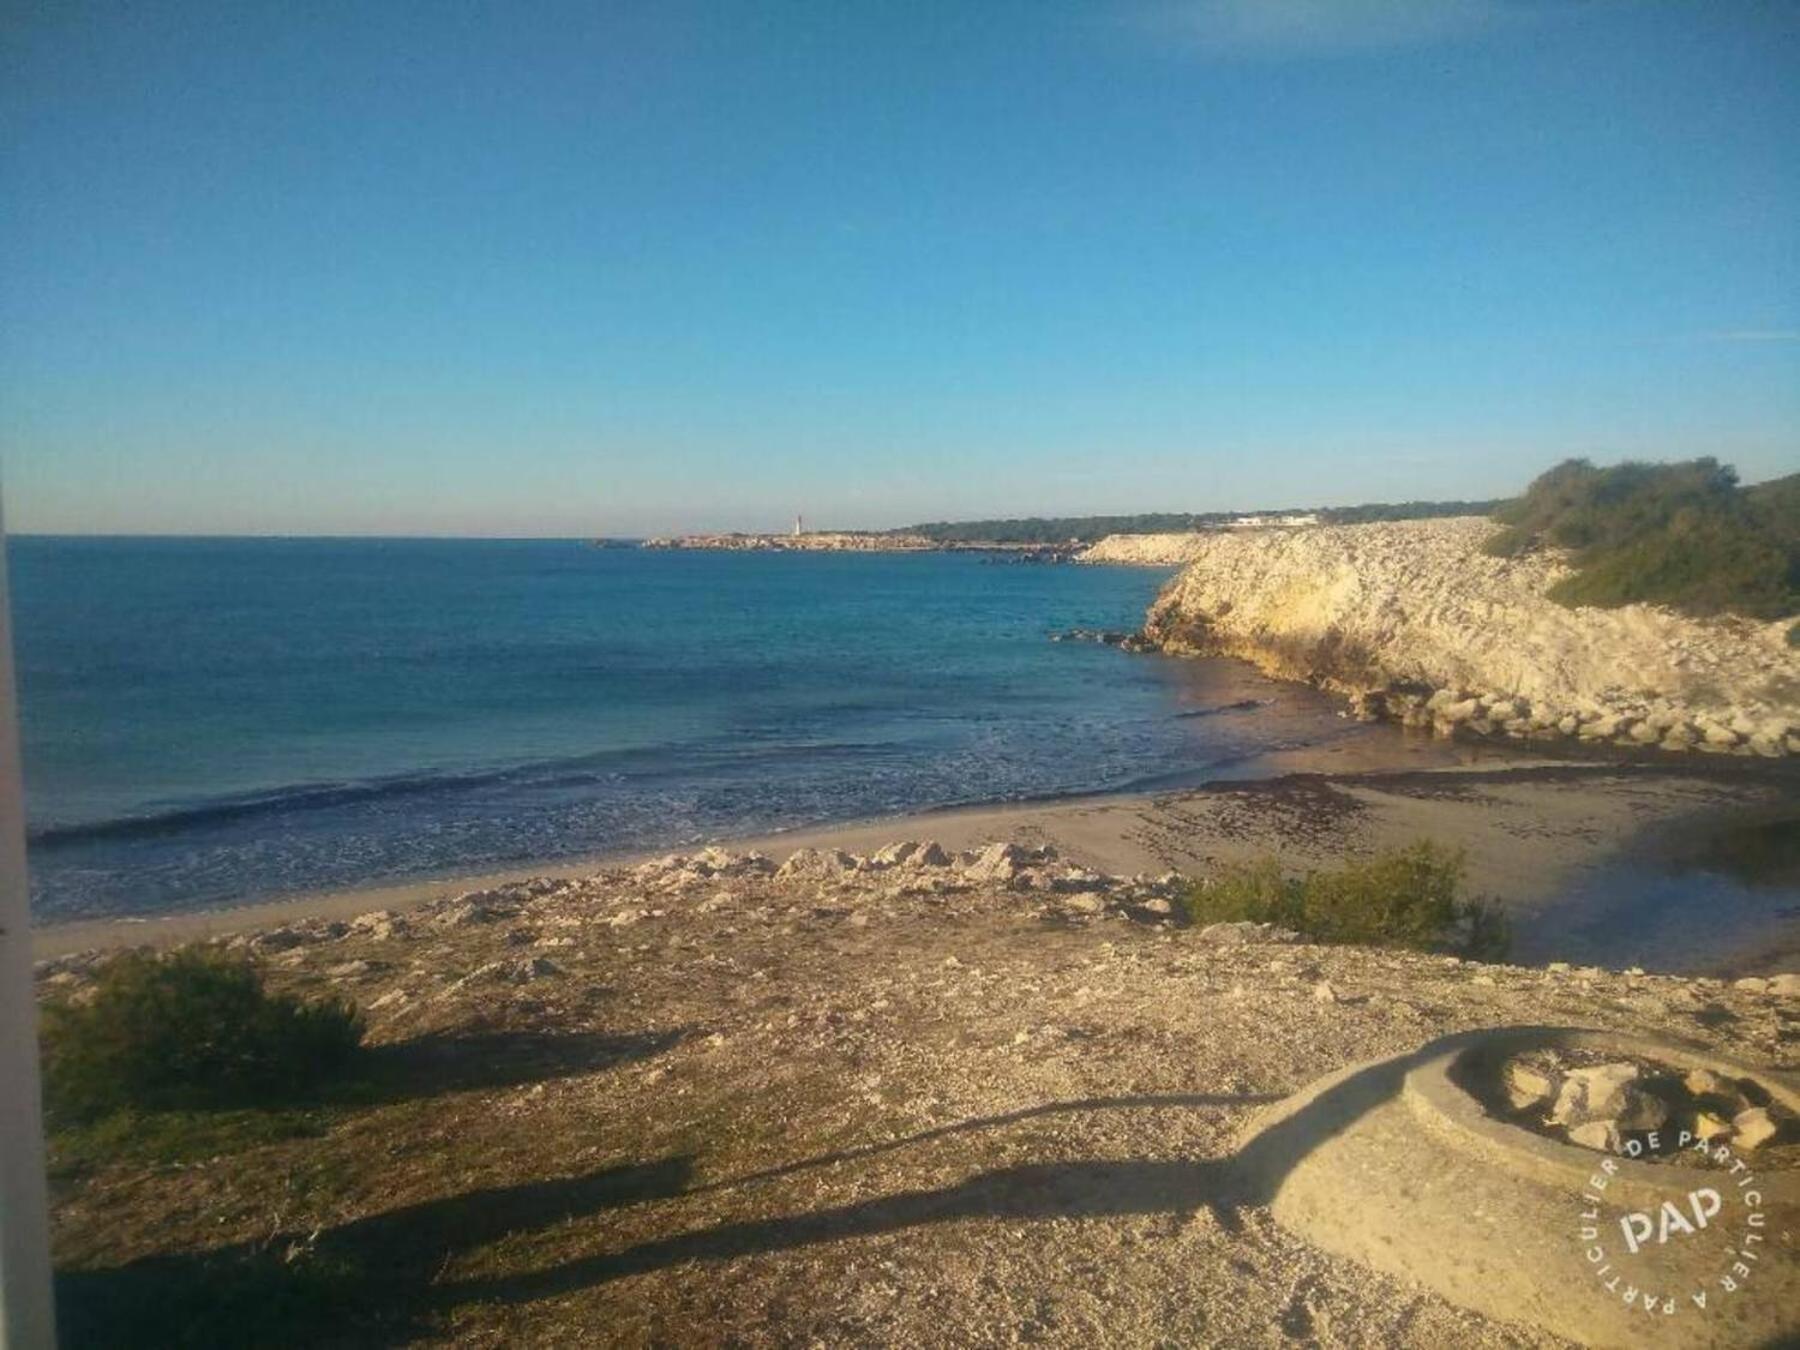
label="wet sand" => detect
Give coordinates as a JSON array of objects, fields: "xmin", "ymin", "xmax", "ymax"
[{"xmin": 34, "ymin": 742, "xmax": 1800, "ymax": 972}]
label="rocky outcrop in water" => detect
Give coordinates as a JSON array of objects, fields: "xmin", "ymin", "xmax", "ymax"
[{"xmin": 1139, "ymin": 517, "xmax": 1798, "ymax": 758}]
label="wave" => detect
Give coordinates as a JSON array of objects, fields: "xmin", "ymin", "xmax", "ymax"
[{"xmin": 28, "ymin": 737, "xmax": 915, "ymax": 847}]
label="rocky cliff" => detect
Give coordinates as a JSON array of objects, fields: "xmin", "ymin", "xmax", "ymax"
[
  {"xmin": 1140, "ymin": 516, "xmax": 1798, "ymax": 757},
  {"xmin": 1081, "ymin": 531, "xmax": 1259, "ymax": 565}
]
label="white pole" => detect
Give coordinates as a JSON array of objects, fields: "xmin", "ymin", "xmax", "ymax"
[{"xmin": 0, "ymin": 502, "xmax": 57, "ymax": 1348}]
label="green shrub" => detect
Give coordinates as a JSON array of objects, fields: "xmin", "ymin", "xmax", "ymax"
[
  {"xmin": 1184, "ymin": 857, "xmax": 1306, "ymax": 930},
  {"xmin": 1483, "ymin": 458, "xmax": 1798, "ymax": 618},
  {"xmin": 40, "ymin": 948, "xmax": 364, "ymax": 1124},
  {"xmin": 1183, "ymin": 841, "xmax": 1511, "ymax": 959}
]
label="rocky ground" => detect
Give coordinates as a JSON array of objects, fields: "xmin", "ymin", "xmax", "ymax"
[
  {"xmin": 1083, "ymin": 517, "xmax": 1798, "ymax": 759},
  {"xmin": 41, "ymin": 840, "xmax": 1800, "ymax": 1348}
]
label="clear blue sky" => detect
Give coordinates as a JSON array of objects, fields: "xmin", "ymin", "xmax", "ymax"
[{"xmin": 3, "ymin": 1, "xmax": 1796, "ymax": 536}]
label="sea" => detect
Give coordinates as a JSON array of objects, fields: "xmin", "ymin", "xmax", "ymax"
[{"xmin": 13, "ymin": 536, "xmax": 1392, "ymax": 922}]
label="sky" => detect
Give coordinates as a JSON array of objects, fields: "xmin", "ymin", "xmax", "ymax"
[{"xmin": 2, "ymin": 0, "xmax": 1796, "ymax": 537}]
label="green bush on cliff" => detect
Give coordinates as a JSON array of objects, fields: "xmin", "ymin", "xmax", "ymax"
[
  {"xmin": 40, "ymin": 948, "xmax": 365, "ymax": 1123},
  {"xmin": 1183, "ymin": 841, "xmax": 1510, "ymax": 959},
  {"xmin": 1484, "ymin": 458, "xmax": 1799, "ymax": 619}
]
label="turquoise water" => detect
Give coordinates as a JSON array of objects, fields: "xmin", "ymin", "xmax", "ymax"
[{"xmin": 12, "ymin": 537, "xmax": 1371, "ymax": 920}]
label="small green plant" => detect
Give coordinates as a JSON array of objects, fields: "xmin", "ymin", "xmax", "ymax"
[
  {"xmin": 1183, "ymin": 841, "xmax": 1511, "ymax": 959},
  {"xmin": 40, "ymin": 948, "xmax": 364, "ymax": 1124}
]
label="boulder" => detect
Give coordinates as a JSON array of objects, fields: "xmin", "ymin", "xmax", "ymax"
[
  {"xmin": 776, "ymin": 847, "xmax": 859, "ymax": 880},
  {"xmin": 1682, "ymin": 1068, "xmax": 1745, "ymax": 1108},
  {"xmin": 961, "ymin": 842, "xmax": 1034, "ymax": 884},
  {"xmin": 632, "ymin": 855, "xmax": 684, "ymax": 881},
  {"xmin": 1504, "ymin": 1061, "xmax": 1561, "ymax": 1113},
  {"xmin": 1551, "ymin": 1062, "xmax": 1668, "ymax": 1132},
  {"xmin": 1768, "ymin": 973, "xmax": 1800, "ymax": 998},
  {"xmin": 1441, "ymin": 698, "xmax": 1481, "ymax": 724},
  {"xmin": 1733, "ymin": 1107, "xmax": 1785, "ymax": 1151},
  {"xmin": 1691, "ymin": 1111, "xmax": 1733, "ymax": 1143},
  {"xmin": 871, "ymin": 841, "xmax": 923, "ymax": 868},
  {"xmin": 433, "ymin": 899, "xmax": 509, "ymax": 929},
  {"xmin": 1660, "ymin": 725, "xmax": 1698, "ymax": 751},
  {"xmin": 1567, "ymin": 1120, "xmax": 1621, "ymax": 1153},
  {"xmin": 908, "ymin": 841, "xmax": 952, "ymax": 868},
  {"xmin": 349, "ymin": 910, "xmax": 405, "ymax": 940},
  {"xmin": 738, "ymin": 851, "xmax": 778, "ymax": 875},
  {"xmin": 1684, "ymin": 1072, "xmax": 1728, "ymax": 1101}
]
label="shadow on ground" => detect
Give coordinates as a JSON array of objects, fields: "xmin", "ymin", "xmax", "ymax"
[
  {"xmin": 60, "ymin": 1035, "xmax": 1604, "ymax": 1347},
  {"xmin": 435, "ymin": 1057, "xmax": 1418, "ymax": 1311},
  {"xmin": 56, "ymin": 1158, "xmax": 695, "ymax": 1348},
  {"xmin": 349, "ymin": 1028, "xmax": 685, "ymax": 1104}
]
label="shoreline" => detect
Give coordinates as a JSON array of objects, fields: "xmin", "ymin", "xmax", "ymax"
[
  {"xmin": 31, "ymin": 722, "xmax": 1500, "ymax": 956},
  {"xmin": 34, "ymin": 743, "xmax": 1800, "ymax": 972}
]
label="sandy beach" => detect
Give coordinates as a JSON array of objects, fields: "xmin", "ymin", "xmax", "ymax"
[{"xmin": 37, "ymin": 742, "xmax": 1799, "ymax": 974}]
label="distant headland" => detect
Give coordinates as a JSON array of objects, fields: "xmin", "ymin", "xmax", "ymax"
[{"xmin": 623, "ymin": 500, "xmax": 1499, "ymax": 557}]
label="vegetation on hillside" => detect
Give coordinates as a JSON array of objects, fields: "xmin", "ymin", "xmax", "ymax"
[
  {"xmin": 1483, "ymin": 458, "xmax": 1799, "ymax": 619},
  {"xmin": 899, "ymin": 513, "xmax": 1233, "ymax": 543},
  {"xmin": 898, "ymin": 498, "xmax": 1501, "ymax": 544},
  {"xmin": 1318, "ymin": 498, "xmax": 1501, "ymax": 525},
  {"xmin": 40, "ymin": 948, "xmax": 364, "ymax": 1123},
  {"xmin": 1182, "ymin": 841, "xmax": 1511, "ymax": 960}
]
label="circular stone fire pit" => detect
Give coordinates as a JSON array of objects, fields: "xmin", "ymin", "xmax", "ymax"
[{"xmin": 1233, "ymin": 1027, "xmax": 1800, "ymax": 1349}]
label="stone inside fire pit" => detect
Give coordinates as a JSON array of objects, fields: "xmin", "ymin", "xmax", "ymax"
[{"xmin": 1459, "ymin": 1045, "xmax": 1800, "ymax": 1166}]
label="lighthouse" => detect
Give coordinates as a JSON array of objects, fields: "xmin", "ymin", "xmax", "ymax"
[{"xmin": 793, "ymin": 513, "xmax": 804, "ymax": 537}]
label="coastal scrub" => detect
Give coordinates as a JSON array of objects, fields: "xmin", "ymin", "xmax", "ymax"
[
  {"xmin": 1183, "ymin": 841, "xmax": 1511, "ymax": 960},
  {"xmin": 1483, "ymin": 458, "xmax": 1799, "ymax": 619},
  {"xmin": 40, "ymin": 948, "xmax": 364, "ymax": 1123}
]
